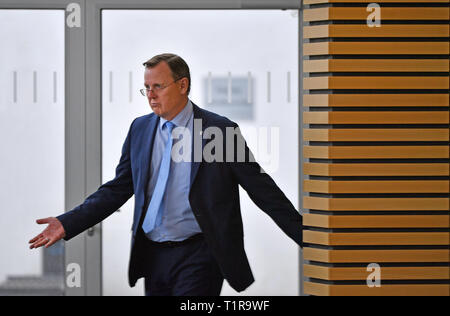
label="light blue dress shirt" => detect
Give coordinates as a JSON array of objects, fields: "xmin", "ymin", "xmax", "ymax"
[{"xmin": 146, "ymin": 99, "xmax": 202, "ymax": 242}]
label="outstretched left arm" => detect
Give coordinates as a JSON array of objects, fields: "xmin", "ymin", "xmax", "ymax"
[{"xmin": 227, "ymin": 123, "xmax": 303, "ymax": 247}]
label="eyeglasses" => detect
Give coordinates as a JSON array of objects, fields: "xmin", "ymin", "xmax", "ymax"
[{"xmin": 140, "ymin": 78, "xmax": 181, "ymax": 96}]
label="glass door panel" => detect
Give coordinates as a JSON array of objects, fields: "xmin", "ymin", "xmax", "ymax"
[
  {"xmin": 0, "ymin": 10, "xmax": 65, "ymax": 296},
  {"xmin": 102, "ymin": 9, "xmax": 299, "ymax": 296}
]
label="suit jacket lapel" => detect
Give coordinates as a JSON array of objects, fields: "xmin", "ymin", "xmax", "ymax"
[
  {"xmin": 190, "ymin": 103, "xmax": 207, "ymax": 187},
  {"xmin": 140, "ymin": 113, "xmax": 159, "ymax": 195}
]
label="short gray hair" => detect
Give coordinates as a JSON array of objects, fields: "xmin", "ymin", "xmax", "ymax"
[{"xmin": 143, "ymin": 53, "xmax": 191, "ymax": 94}]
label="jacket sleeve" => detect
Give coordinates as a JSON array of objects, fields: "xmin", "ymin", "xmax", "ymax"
[
  {"xmin": 57, "ymin": 120, "xmax": 135, "ymax": 241},
  {"xmin": 227, "ymin": 122, "xmax": 303, "ymax": 247}
]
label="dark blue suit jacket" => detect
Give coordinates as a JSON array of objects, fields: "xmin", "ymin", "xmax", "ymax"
[{"xmin": 57, "ymin": 102, "xmax": 303, "ymax": 292}]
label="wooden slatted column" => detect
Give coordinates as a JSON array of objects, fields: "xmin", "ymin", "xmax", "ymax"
[{"xmin": 302, "ymin": 0, "xmax": 449, "ymax": 296}]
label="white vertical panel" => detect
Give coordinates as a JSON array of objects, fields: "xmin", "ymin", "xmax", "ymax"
[{"xmin": 0, "ymin": 10, "xmax": 65, "ymax": 294}]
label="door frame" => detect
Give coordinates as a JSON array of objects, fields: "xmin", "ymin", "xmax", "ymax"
[{"xmin": 0, "ymin": 0, "xmax": 304, "ymax": 296}]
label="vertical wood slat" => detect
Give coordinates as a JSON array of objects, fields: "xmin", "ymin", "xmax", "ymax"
[{"xmin": 302, "ymin": 0, "xmax": 450, "ymax": 296}]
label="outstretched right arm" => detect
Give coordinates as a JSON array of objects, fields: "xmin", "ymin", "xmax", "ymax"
[{"xmin": 55, "ymin": 120, "xmax": 135, "ymax": 241}]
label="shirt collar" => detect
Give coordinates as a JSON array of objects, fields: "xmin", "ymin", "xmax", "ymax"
[{"xmin": 159, "ymin": 99, "xmax": 193, "ymax": 130}]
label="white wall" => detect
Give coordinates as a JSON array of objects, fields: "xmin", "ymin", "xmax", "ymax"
[{"xmin": 101, "ymin": 10, "xmax": 299, "ymax": 296}]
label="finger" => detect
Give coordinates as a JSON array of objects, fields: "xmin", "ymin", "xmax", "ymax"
[
  {"xmin": 30, "ymin": 238, "xmax": 44, "ymax": 249},
  {"xmin": 29, "ymin": 233, "xmax": 44, "ymax": 244},
  {"xmin": 36, "ymin": 218, "xmax": 52, "ymax": 225},
  {"xmin": 31, "ymin": 239, "xmax": 47, "ymax": 249},
  {"xmin": 44, "ymin": 238, "xmax": 55, "ymax": 248},
  {"xmin": 30, "ymin": 241, "xmax": 42, "ymax": 249},
  {"xmin": 30, "ymin": 236, "xmax": 50, "ymax": 249}
]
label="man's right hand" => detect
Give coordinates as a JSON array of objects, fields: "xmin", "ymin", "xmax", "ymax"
[{"xmin": 29, "ymin": 217, "xmax": 66, "ymax": 249}]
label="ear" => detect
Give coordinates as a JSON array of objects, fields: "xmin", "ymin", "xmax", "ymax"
[{"xmin": 179, "ymin": 77, "xmax": 189, "ymax": 95}]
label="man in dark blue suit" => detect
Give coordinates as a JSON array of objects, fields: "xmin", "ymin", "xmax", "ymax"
[{"xmin": 29, "ymin": 53, "xmax": 303, "ymax": 296}]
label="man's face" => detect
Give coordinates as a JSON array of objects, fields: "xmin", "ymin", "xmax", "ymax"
[{"xmin": 143, "ymin": 61, "xmax": 188, "ymax": 120}]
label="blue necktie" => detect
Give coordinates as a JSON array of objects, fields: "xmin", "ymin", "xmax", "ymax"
[{"xmin": 142, "ymin": 121, "xmax": 175, "ymax": 234}]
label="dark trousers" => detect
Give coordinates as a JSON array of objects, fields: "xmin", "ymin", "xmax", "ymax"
[{"xmin": 142, "ymin": 234, "xmax": 224, "ymax": 296}]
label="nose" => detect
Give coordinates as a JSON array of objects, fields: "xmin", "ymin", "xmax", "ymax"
[{"xmin": 147, "ymin": 89, "xmax": 157, "ymax": 99}]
